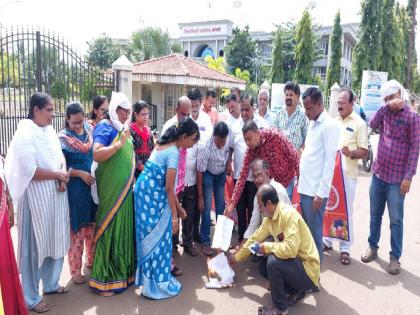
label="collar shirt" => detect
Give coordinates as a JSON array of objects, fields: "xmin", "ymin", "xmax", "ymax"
[
  {"xmin": 275, "ymin": 106, "xmax": 308, "ymax": 150},
  {"xmin": 197, "ymin": 136, "xmax": 230, "ymax": 175},
  {"xmin": 336, "ymin": 112, "xmax": 368, "ymax": 179},
  {"xmin": 229, "ymin": 116, "xmax": 269, "ymax": 180},
  {"xmin": 298, "ymin": 111, "xmax": 341, "ymax": 198},
  {"xmin": 256, "ymin": 109, "xmax": 277, "ymax": 127}
]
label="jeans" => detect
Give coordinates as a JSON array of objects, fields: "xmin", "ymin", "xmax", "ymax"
[
  {"xmin": 200, "ymin": 171, "xmax": 226, "ymax": 246},
  {"xmin": 285, "ymin": 177, "xmax": 295, "ymax": 202},
  {"xmin": 300, "ymin": 194, "xmax": 327, "ymax": 262},
  {"xmin": 235, "ymin": 180, "xmax": 257, "ymax": 242},
  {"xmin": 368, "ymin": 175, "xmax": 405, "ymax": 259},
  {"xmin": 259, "ymin": 255, "xmax": 315, "ymax": 312},
  {"xmin": 180, "ymin": 185, "xmax": 200, "ymax": 248}
]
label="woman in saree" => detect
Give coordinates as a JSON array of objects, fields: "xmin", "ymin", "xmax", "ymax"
[
  {"xmin": 88, "ymin": 92, "xmax": 135, "ymax": 297},
  {"xmin": 134, "ymin": 117, "xmax": 199, "ymax": 299},
  {"xmin": 59, "ymin": 102, "xmax": 96, "ymax": 285},
  {"xmin": 129, "ymin": 100, "xmax": 155, "ymax": 179},
  {"xmin": 0, "ymin": 157, "xmax": 29, "ymax": 315}
]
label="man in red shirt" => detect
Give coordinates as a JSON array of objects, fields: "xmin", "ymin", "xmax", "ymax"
[{"xmin": 225, "ymin": 121, "xmax": 299, "ymax": 217}]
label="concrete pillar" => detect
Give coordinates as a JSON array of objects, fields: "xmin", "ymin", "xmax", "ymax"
[
  {"xmin": 112, "ymin": 55, "xmax": 133, "ymax": 103},
  {"xmin": 328, "ymin": 82, "xmax": 340, "ymax": 118}
]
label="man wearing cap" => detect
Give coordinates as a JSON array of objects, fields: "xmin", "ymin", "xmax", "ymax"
[{"xmin": 361, "ymin": 80, "xmax": 420, "ymax": 275}]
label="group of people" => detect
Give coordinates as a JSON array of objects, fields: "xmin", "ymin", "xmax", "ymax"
[{"xmin": 0, "ymin": 78, "xmax": 419, "ymax": 315}]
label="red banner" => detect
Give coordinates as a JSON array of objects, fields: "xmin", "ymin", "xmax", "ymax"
[{"xmin": 291, "ymin": 152, "xmax": 350, "ymax": 241}]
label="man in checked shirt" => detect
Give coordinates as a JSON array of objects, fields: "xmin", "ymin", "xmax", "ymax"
[{"xmin": 361, "ymin": 80, "xmax": 420, "ymax": 275}]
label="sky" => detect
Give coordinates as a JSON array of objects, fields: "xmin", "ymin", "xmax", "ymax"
[{"xmin": 0, "ymin": 0, "xmax": 419, "ymax": 64}]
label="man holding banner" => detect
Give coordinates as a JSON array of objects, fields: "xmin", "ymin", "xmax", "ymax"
[
  {"xmin": 323, "ymin": 88, "xmax": 368, "ymax": 265},
  {"xmin": 298, "ymin": 87, "xmax": 340, "ymax": 262}
]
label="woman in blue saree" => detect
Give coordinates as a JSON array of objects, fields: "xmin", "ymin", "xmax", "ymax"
[{"xmin": 134, "ymin": 118, "xmax": 199, "ymax": 299}]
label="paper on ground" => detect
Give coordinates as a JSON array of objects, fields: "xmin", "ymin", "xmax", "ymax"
[
  {"xmin": 207, "ymin": 253, "xmax": 235, "ymax": 285},
  {"xmin": 211, "ymin": 215, "xmax": 234, "ymax": 251}
]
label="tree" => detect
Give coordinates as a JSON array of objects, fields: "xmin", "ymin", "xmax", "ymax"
[
  {"xmin": 171, "ymin": 41, "xmax": 182, "ymax": 54},
  {"xmin": 278, "ymin": 22, "xmax": 297, "ymax": 82},
  {"xmin": 294, "ymin": 10, "xmax": 316, "ymax": 84},
  {"xmin": 352, "ymin": 0, "xmax": 384, "ymax": 91},
  {"xmin": 86, "ymin": 34, "xmax": 121, "ymax": 69},
  {"xmin": 205, "ymin": 56, "xmax": 226, "ymax": 73},
  {"xmin": 395, "ymin": 3, "xmax": 410, "ymax": 86},
  {"xmin": 325, "ymin": 11, "xmax": 342, "ymax": 92},
  {"xmin": 380, "ymin": 0, "xmax": 405, "ymax": 82},
  {"xmin": 406, "ymin": 0, "xmax": 417, "ymax": 88},
  {"xmin": 225, "ymin": 26, "xmax": 256, "ymax": 79},
  {"xmin": 0, "ymin": 53, "xmax": 19, "ymax": 87},
  {"xmin": 270, "ymin": 27, "xmax": 284, "ymax": 83},
  {"xmin": 127, "ymin": 27, "xmax": 171, "ymax": 62},
  {"xmin": 233, "ymin": 68, "xmax": 251, "ymax": 83}
]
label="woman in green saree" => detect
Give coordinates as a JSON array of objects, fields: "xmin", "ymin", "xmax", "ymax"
[{"xmin": 88, "ymin": 92, "xmax": 135, "ymax": 296}]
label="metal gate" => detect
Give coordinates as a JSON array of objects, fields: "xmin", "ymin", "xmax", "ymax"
[{"xmin": 0, "ymin": 27, "xmax": 114, "ymax": 155}]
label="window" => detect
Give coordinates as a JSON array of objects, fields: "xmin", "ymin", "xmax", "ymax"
[
  {"xmin": 164, "ymin": 85, "xmax": 185, "ymax": 121},
  {"xmin": 261, "ymin": 44, "xmax": 272, "ymax": 60},
  {"xmin": 319, "ymin": 41, "xmax": 328, "ymax": 56}
]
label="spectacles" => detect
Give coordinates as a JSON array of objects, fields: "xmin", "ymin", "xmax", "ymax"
[
  {"xmin": 117, "ymin": 107, "xmax": 130, "ymax": 114},
  {"xmin": 139, "ymin": 112, "xmax": 150, "ymax": 117}
]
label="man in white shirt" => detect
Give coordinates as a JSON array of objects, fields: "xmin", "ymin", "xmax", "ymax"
[
  {"xmin": 298, "ymin": 87, "xmax": 340, "ymax": 262},
  {"xmin": 229, "ymin": 94, "xmax": 269, "ymax": 242},
  {"xmin": 243, "ymin": 159, "xmax": 291, "ymax": 240},
  {"xmin": 160, "ymin": 96, "xmax": 192, "ymax": 135},
  {"xmin": 256, "ymin": 88, "xmax": 276, "ymax": 127},
  {"xmin": 220, "ymin": 93, "xmax": 240, "ymax": 129},
  {"xmin": 179, "ymin": 89, "xmax": 213, "ymax": 256}
]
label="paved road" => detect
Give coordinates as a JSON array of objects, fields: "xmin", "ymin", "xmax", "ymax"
[{"xmin": 11, "ymin": 134, "xmax": 420, "ymax": 314}]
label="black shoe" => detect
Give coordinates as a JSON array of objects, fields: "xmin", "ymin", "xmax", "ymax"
[{"xmin": 307, "ymin": 286, "xmax": 320, "ymax": 293}]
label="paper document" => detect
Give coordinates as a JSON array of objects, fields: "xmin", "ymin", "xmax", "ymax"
[
  {"xmin": 207, "ymin": 253, "xmax": 235, "ymax": 285},
  {"xmin": 211, "ymin": 215, "xmax": 234, "ymax": 251}
]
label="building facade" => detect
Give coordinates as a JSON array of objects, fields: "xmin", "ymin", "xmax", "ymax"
[{"xmin": 176, "ymin": 20, "xmax": 359, "ymax": 86}]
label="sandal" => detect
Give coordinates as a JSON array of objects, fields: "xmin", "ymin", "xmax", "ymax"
[
  {"xmin": 340, "ymin": 252, "xmax": 351, "ymax": 265},
  {"xmin": 98, "ymin": 291, "xmax": 115, "ymax": 297},
  {"xmin": 72, "ymin": 275, "xmax": 86, "ymax": 284},
  {"xmin": 184, "ymin": 246, "xmax": 199, "ymax": 257},
  {"xmin": 257, "ymin": 305, "xmax": 287, "ymax": 315},
  {"xmin": 171, "ymin": 266, "xmax": 183, "ymax": 277},
  {"xmin": 202, "ymin": 246, "xmax": 213, "ymax": 257},
  {"xmin": 323, "ymin": 244, "xmax": 333, "ymax": 251},
  {"xmin": 44, "ymin": 286, "xmax": 69, "ymax": 295},
  {"xmin": 32, "ymin": 301, "xmax": 50, "ymax": 313}
]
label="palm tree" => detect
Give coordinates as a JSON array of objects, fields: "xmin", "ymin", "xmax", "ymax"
[
  {"xmin": 204, "ymin": 56, "xmax": 226, "ymax": 73},
  {"xmin": 128, "ymin": 27, "xmax": 171, "ymax": 62}
]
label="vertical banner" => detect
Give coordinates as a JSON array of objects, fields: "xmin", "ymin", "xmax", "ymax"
[
  {"xmin": 360, "ymin": 70, "xmax": 388, "ymax": 121},
  {"xmin": 291, "ymin": 152, "xmax": 350, "ymax": 241}
]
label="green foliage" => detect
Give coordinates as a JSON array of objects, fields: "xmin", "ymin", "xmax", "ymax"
[
  {"xmin": 352, "ymin": 0, "xmax": 384, "ymax": 92},
  {"xmin": 380, "ymin": 0, "xmax": 405, "ymax": 82},
  {"xmin": 51, "ymin": 80, "xmax": 67, "ymax": 99},
  {"xmin": 127, "ymin": 27, "xmax": 171, "ymax": 62},
  {"xmin": 294, "ymin": 10, "xmax": 316, "ymax": 84},
  {"xmin": 171, "ymin": 41, "xmax": 182, "ymax": 54},
  {"xmin": 225, "ymin": 26, "xmax": 257, "ymax": 79},
  {"xmin": 234, "ymin": 68, "xmax": 251, "ymax": 83},
  {"xmin": 205, "ymin": 56, "xmax": 226, "ymax": 73},
  {"xmin": 406, "ymin": 0, "xmax": 417, "ymax": 89},
  {"xmin": 270, "ymin": 27, "xmax": 284, "ymax": 83},
  {"xmin": 412, "ymin": 68, "xmax": 420, "ymax": 93},
  {"xmin": 0, "ymin": 53, "xmax": 19, "ymax": 87},
  {"xmin": 325, "ymin": 11, "xmax": 342, "ymax": 92},
  {"xmin": 277, "ymin": 22, "xmax": 297, "ymax": 82},
  {"xmin": 395, "ymin": 3, "xmax": 410, "ymax": 86},
  {"xmin": 86, "ymin": 34, "xmax": 121, "ymax": 69}
]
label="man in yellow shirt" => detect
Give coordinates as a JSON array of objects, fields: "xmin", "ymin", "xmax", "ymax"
[
  {"xmin": 229, "ymin": 184, "xmax": 320, "ymax": 315},
  {"xmin": 323, "ymin": 88, "xmax": 368, "ymax": 265}
]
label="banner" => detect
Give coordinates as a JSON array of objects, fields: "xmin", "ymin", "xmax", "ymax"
[
  {"xmin": 291, "ymin": 152, "xmax": 350, "ymax": 241},
  {"xmin": 360, "ymin": 70, "xmax": 388, "ymax": 121}
]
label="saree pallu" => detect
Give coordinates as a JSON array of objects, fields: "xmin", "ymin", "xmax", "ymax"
[
  {"xmin": 88, "ymin": 134, "xmax": 135, "ymax": 293},
  {"xmin": 0, "ymin": 180, "xmax": 28, "ymax": 315},
  {"xmin": 134, "ymin": 161, "xmax": 181, "ymax": 299}
]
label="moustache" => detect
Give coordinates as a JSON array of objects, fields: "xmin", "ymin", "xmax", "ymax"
[
  {"xmin": 338, "ymin": 107, "xmax": 343, "ymax": 111},
  {"xmin": 285, "ymin": 99, "xmax": 292, "ymax": 106}
]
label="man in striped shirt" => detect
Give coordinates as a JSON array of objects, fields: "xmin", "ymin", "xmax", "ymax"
[
  {"xmin": 197, "ymin": 121, "xmax": 231, "ymax": 256},
  {"xmin": 361, "ymin": 80, "xmax": 420, "ymax": 275}
]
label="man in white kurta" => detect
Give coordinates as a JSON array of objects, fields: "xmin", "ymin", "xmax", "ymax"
[{"xmin": 5, "ymin": 93, "xmax": 69, "ymax": 311}]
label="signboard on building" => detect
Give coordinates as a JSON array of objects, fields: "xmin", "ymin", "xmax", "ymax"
[
  {"xmin": 360, "ymin": 70, "xmax": 388, "ymax": 120},
  {"xmin": 271, "ymin": 83, "xmax": 319, "ymax": 112},
  {"xmin": 180, "ymin": 24, "xmax": 229, "ymax": 38}
]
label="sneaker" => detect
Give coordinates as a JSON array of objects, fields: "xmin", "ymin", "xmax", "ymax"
[
  {"xmin": 361, "ymin": 246, "xmax": 378, "ymax": 263},
  {"xmin": 388, "ymin": 256, "xmax": 401, "ymax": 275}
]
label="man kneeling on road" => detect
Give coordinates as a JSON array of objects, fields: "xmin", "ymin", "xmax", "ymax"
[{"xmin": 229, "ymin": 184, "xmax": 320, "ymax": 315}]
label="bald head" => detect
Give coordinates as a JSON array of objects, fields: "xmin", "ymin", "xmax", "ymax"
[
  {"xmin": 256, "ymin": 183, "xmax": 279, "ymax": 217},
  {"xmin": 176, "ymin": 96, "xmax": 191, "ymax": 121}
]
